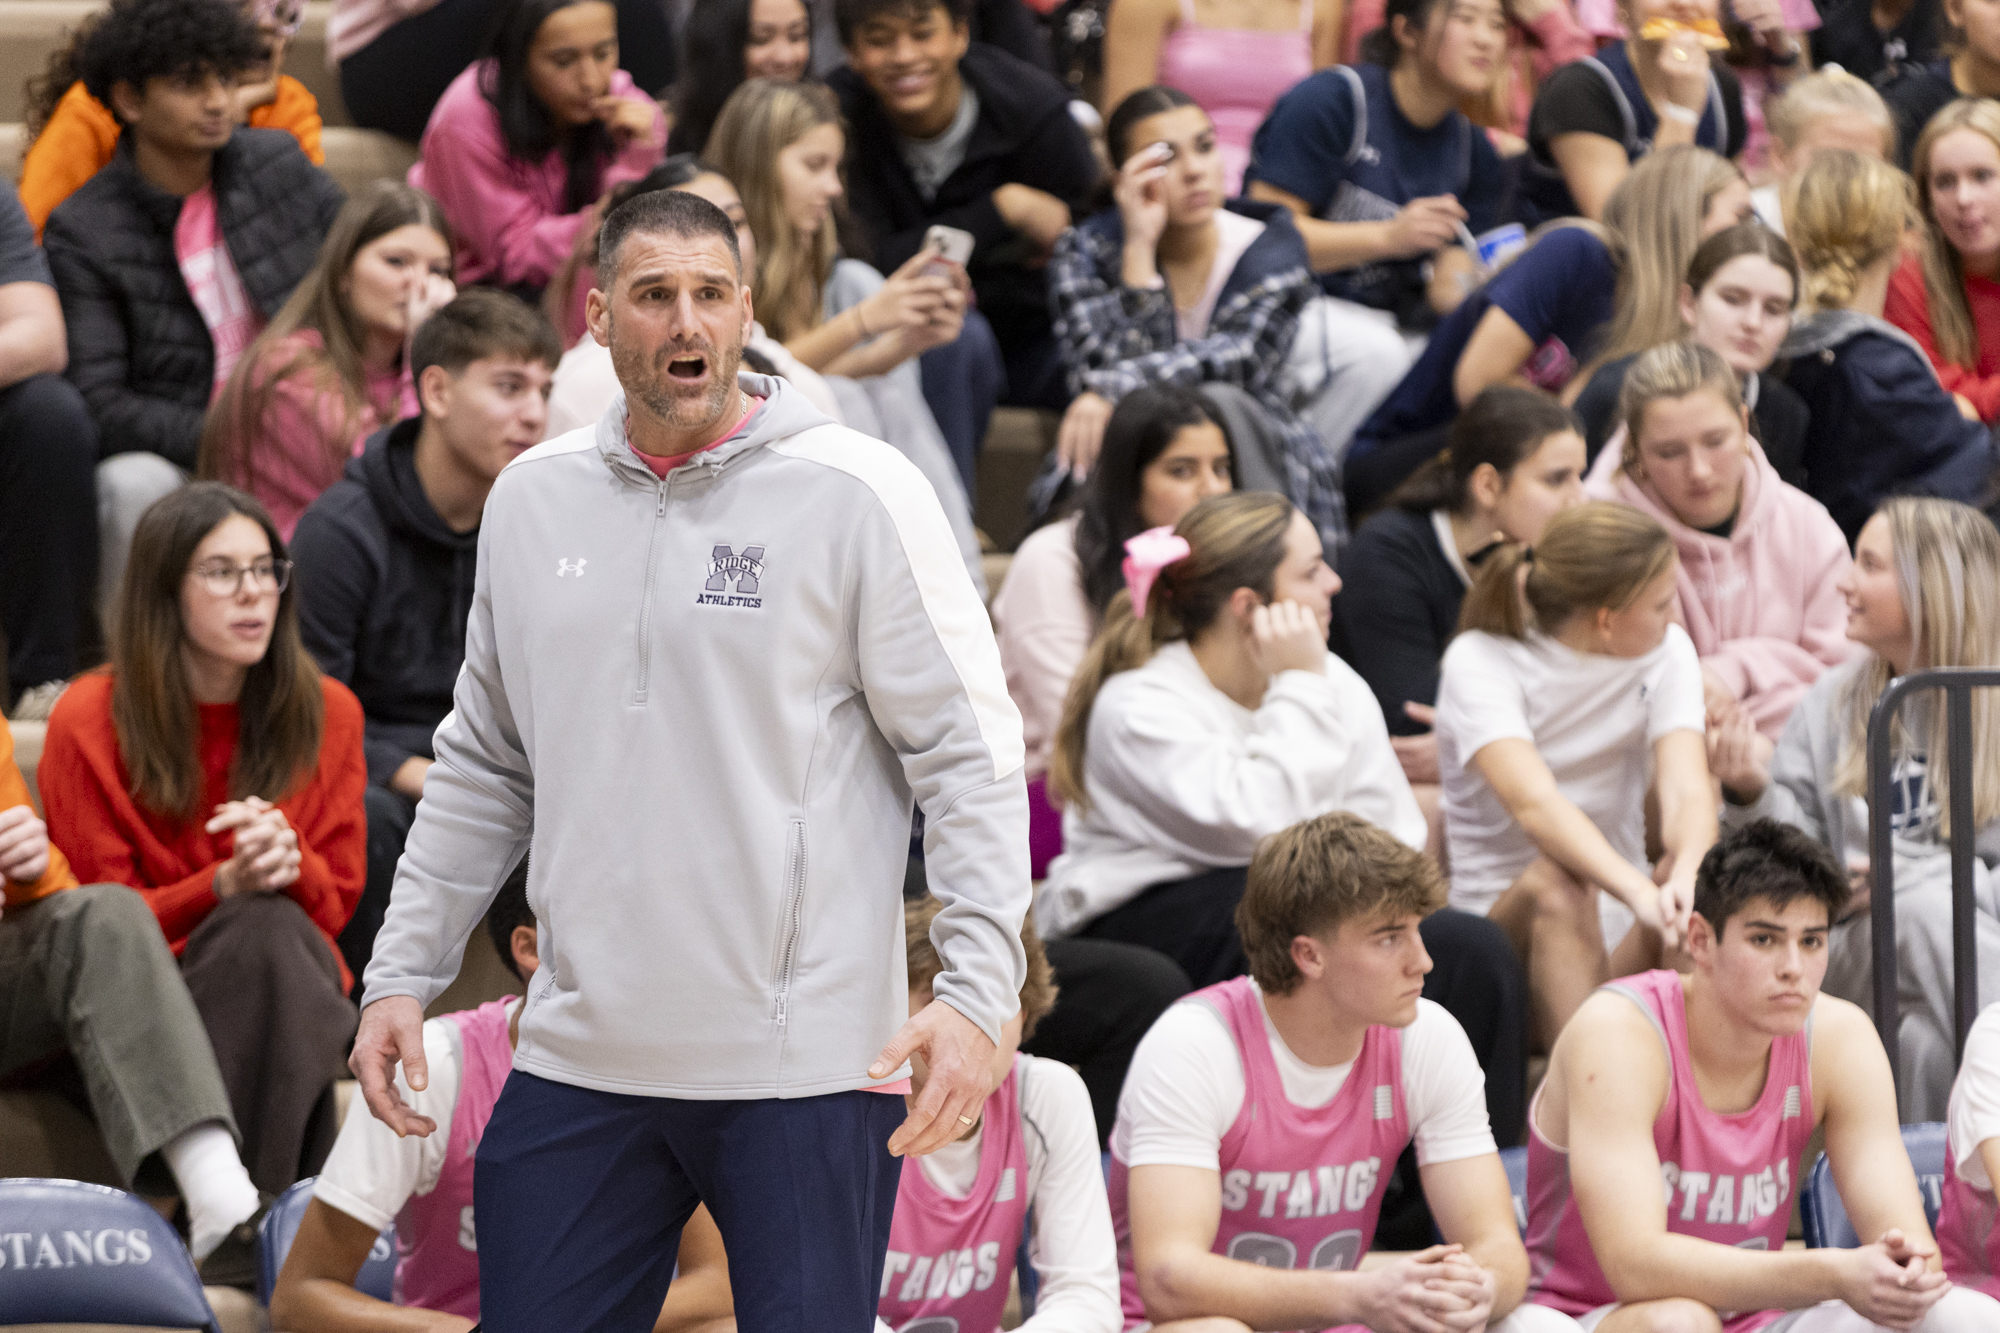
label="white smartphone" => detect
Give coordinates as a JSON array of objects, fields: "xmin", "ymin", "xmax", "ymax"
[{"xmin": 922, "ymin": 224, "xmax": 976, "ymax": 270}]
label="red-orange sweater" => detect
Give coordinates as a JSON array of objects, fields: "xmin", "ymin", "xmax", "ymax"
[
  {"xmin": 1886, "ymin": 250, "xmax": 2000, "ymax": 424},
  {"xmin": 38, "ymin": 672, "xmax": 368, "ymax": 988}
]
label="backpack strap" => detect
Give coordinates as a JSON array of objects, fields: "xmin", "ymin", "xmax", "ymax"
[
  {"xmin": 1335, "ymin": 64, "xmax": 1370, "ymax": 166},
  {"xmin": 1579, "ymin": 55, "xmax": 1639, "ymax": 156}
]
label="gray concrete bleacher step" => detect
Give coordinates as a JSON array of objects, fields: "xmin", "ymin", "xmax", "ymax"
[{"xmin": 975, "ymin": 406, "xmax": 1058, "ymax": 556}]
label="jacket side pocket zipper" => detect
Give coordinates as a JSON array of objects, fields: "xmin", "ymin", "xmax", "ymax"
[
  {"xmin": 633, "ymin": 479, "xmax": 667, "ymax": 705},
  {"xmin": 774, "ymin": 818, "xmax": 807, "ymax": 1026}
]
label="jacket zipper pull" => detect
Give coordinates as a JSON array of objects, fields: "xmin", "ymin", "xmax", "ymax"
[
  {"xmin": 657, "ymin": 480, "xmax": 667, "ymax": 516},
  {"xmin": 775, "ymin": 994, "xmax": 788, "ymax": 1026}
]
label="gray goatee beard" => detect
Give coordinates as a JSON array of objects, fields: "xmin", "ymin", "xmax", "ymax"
[{"xmin": 610, "ymin": 317, "xmax": 744, "ymax": 431}]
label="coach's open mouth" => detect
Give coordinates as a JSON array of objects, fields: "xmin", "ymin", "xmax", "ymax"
[{"xmin": 667, "ymin": 354, "xmax": 708, "ymax": 380}]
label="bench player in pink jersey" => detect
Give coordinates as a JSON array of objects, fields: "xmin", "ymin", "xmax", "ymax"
[
  {"xmin": 1526, "ymin": 819, "xmax": 2000, "ymax": 1332},
  {"xmin": 876, "ymin": 896, "xmax": 1120, "ymax": 1333},
  {"xmin": 1111, "ymin": 811, "xmax": 1576, "ymax": 1332},
  {"xmin": 1939, "ymin": 1003, "xmax": 2000, "ymax": 1301},
  {"xmin": 270, "ymin": 874, "xmax": 736, "ymax": 1333}
]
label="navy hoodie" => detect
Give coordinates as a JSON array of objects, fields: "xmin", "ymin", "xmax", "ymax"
[
  {"xmin": 1777, "ymin": 310, "xmax": 1997, "ymax": 545},
  {"xmin": 290, "ymin": 418, "xmax": 480, "ymax": 786}
]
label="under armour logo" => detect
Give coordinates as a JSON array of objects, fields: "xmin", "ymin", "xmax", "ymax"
[
  {"xmin": 1355, "ymin": 144, "xmax": 1382, "ymax": 165},
  {"xmin": 556, "ymin": 558, "xmax": 587, "ymax": 578},
  {"xmin": 705, "ymin": 544, "xmax": 764, "ymax": 594}
]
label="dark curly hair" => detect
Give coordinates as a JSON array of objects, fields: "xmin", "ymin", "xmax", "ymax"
[
  {"xmin": 1693, "ymin": 819, "xmax": 1849, "ymax": 940},
  {"xmin": 73, "ymin": 0, "xmax": 265, "ymax": 117}
]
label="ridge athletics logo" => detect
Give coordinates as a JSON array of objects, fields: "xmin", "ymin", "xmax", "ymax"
[{"xmin": 697, "ymin": 544, "xmax": 765, "ymax": 608}]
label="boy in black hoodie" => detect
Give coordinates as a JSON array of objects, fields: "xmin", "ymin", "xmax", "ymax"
[
  {"xmin": 291, "ymin": 289, "xmax": 562, "ymax": 987},
  {"xmin": 828, "ymin": 0, "xmax": 1100, "ymax": 476}
]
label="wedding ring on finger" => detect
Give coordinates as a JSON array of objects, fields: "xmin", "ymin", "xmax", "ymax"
[{"xmin": 958, "ymin": 1115, "xmax": 976, "ymax": 1125}]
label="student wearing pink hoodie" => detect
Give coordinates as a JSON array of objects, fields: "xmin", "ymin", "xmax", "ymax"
[
  {"xmin": 1584, "ymin": 339, "xmax": 1857, "ymax": 741},
  {"xmin": 409, "ymin": 0, "xmax": 665, "ymax": 296}
]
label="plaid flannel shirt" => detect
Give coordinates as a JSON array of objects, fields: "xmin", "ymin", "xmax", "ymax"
[{"xmin": 1048, "ymin": 207, "xmax": 1347, "ymax": 549}]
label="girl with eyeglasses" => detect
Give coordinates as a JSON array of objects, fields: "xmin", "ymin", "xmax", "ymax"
[{"xmin": 39, "ymin": 481, "xmax": 367, "ymax": 1195}]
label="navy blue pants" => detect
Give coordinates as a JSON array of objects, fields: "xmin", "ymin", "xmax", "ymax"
[{"xmin": 474, "ymin": 1072, "xmax": 903, "ymax": 1332}]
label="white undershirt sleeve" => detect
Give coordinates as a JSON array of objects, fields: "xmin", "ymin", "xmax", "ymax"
[
  {"xmin": 1113, "ymin": 1001, "xmax": 1245, "ymax": 1172},
  {"xmin": 1403, "ymin": 1001, "xmax": 1498, "ymax": 1167},
  {"xmin": 313, "ymin": 1018, "xmax": 464, "ymax": 1233},
  {"xmin": 1018, "ymin": 1057, "xmax": 1122, "ymax": 1333},
  {"xmin": 1950, "ymin": 1006, "xmax": 2000, "ymax": 1186},
  {"xmin": 1649, "ymin": 629, "xmax": 1709, "ymax": 741}
]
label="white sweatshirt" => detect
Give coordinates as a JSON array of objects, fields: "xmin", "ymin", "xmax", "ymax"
[{"xmin": 1036, "ymin": 641, "xmax": 1425, "ymax": 937}]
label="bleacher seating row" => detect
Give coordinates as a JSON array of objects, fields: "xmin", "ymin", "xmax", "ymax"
[{"xmin": 0, "ymin": 0, "xmax": 1063, "ymax": 562}]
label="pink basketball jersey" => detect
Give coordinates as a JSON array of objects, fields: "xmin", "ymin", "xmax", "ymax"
[
  {"xmin": 878, "ymin": 1055, "xmax": 1032, "ymax": 1333},
  {"xmin": 393, "ymin": 998, "xmax": 515, "ymax": 1318},
  {"xmin": 1939, "ymin": 1163, "xmax": 2000, "ymax": 1299},
  {"xmin": 1109, "ymin": 977, "xmax": 1412, "ymax": 1331},
  {"xmin": 1525, "ymin": 970, "xmax": 1814, "ymax": 1333}
]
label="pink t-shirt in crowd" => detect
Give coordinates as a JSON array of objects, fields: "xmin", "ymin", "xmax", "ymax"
[
  {"xmin": 229, "ymin": 329, "xmax": 419, "ymax": 539},
  {"xmin": 1156, "ymin": 0, "xmax": 1313, "ymax": 194},
  {"xmin": 175, "ymin": 183, "xmax": 266, "ymax": 397}
]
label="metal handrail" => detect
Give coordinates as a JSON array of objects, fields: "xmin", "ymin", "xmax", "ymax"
[{"xmin": 1867, "ymin": 668, "xmax": 2000, "ymax": 1098}]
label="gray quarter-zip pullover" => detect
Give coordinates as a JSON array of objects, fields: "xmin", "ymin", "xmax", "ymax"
[{"xmin": 361, "ymin": 373, "xmax": 1030, "ymax": 1098}]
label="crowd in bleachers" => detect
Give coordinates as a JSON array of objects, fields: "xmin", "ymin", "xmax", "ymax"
[{"xmin": 12, "ymin": 0, "xmax": 2000, "ymax": 1324}]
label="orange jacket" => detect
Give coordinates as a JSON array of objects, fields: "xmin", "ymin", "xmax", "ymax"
[
  {"xmin": 2, "ymin": 720, "xmax": 78, "ymax": 908},
  {"xmin": 19, "ymin": 76, "xmax": 325, "ymax": 239}
]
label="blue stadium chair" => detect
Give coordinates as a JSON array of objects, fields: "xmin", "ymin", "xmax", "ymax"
[
  {"xmin": 1800, "ymin": 1122, "xmax": 1947, "ymax": 1248},
  {"xmin": 0, "ymin": 1177, "xmax": 220, "ymax": 1331},
  {"xmin": 256, "ymin": 1176, "xmax": 398, "ymax": 1305},
  {"xmin": 1499, "ymin": 1146, "xmax": 1529, "ymax": 1235}
]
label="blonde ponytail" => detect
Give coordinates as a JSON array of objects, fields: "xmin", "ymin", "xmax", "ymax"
[{"xmin": 1789, "ymin": 149, "xmax": 1913, "ymax": 313}]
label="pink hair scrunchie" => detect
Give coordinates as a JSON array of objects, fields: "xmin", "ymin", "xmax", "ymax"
[{"xmin": 1122, "ymin": 526, "xmax": 1192, "ymax": 617}]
